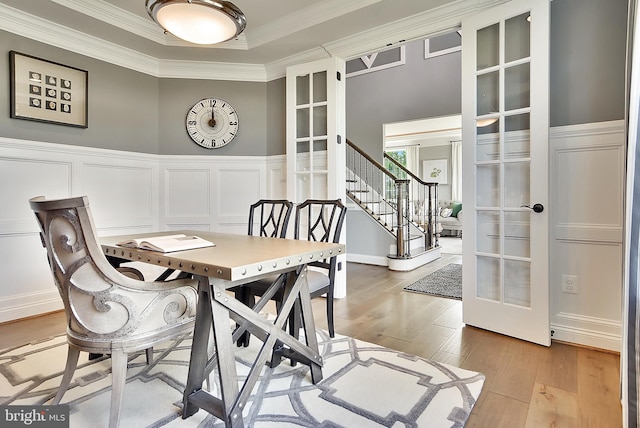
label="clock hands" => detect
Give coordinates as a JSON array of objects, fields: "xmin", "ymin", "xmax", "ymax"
[
  {"xmin": 186, "ymin": 98, "xmax": 237, "ymax": 149},
  {"xmin": 208, "ymin": 99, "xmax": 216, "ymax": 128}
]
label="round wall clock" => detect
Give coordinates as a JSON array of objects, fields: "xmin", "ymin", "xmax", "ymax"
[{"xmin": 185, "ymin": 98, "xmax": 239, "ymax": 149}]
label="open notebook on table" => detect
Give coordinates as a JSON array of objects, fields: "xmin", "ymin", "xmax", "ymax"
[{"xmin": 117, "ymin": 234, "xmax": 215, "ymax": 253}]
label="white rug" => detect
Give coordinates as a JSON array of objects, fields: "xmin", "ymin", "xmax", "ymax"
[{"xmin": 0, "ymin": 330, "xmax": 484, "ymax": 427}]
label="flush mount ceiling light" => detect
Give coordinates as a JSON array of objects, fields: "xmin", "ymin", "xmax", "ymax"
[{"xmin": 146, "ymin": 0, "xmax": 246, "ymax": 45}]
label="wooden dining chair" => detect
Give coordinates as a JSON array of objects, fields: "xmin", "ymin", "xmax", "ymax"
[
  {"xmin": 241, "ymin": 199, "xmax": 347, "ymax": 341},
  {"xmin": 233, "ymin": 199, "xmax": 294, "ymax": 346},
  {"xmin": 29, "ymin": 196, "xmax": 198, "ymax": 428},
  {"xmin": 291, "ymin": 199, "xmax": 347, "ymax": 338},
  {"xmin": 247, "ymin": 199, "xmax": 294, "ymax": 238}
]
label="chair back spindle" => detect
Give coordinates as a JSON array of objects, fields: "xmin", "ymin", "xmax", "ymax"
[{"xmin": 248, "ymin": 199, "xmax": 294, "ymax": 238}]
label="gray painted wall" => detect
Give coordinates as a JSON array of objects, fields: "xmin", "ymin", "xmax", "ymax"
[
  {"xmin": 157, "ymin": 78, "xmax": 269, "ymax": 156},
  {"xmin": 419, "ymin": 145, "xmax": 452, "ymax": 201},
  {"xmin": 347, "ymin": 209, "xmax": 395, "ymax": 257},
  {"xmin": 0, "ymin": 31, "xmax": 285, "ymax": 157},
  {"xmin": 550, "ymin": 0, "xmax": 627, "ymax": 126},
  {"xmin": 0, "ymin": 31, "xmax": 160, "ymax": 154},
  {"xmin": 346, "ymin": 0, "xmax": 628, "ymax": 161},
  {"xmin": 0, "ymin": 0, "xmax": 629, "ymax": 158},
  {"xmin": 267, "ymin": 78, "xmax": 287, "ymax": 156},
  {"xmin": 346, "ymin": 38, "xmax": 462, "ymax": 162}
]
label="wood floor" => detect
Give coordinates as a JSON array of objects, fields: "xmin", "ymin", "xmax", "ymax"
[{"xmin": 0, "ymin": 255, "xmax": 622, "ymax": 427}]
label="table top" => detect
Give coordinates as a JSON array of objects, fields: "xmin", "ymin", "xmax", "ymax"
[{"xmin": 101, "ymin": 230, "xmax": 345, "ymax": 284}]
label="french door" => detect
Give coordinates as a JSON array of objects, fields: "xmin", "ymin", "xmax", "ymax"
[
  {"xmin": 286, "ymin": 58, "xmax": 347, "ymax": 297},
  {"xmin": 461, "ymin": 0, "xmax": 550, "ymax": 345}
]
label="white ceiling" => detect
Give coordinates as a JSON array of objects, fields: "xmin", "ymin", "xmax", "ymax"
[
  {"xmin": 385, "ymin": 115, "xmax": 462, "ymax": 149},
  {"xmin": 0, "ymin": 0, "xmax": 506, "ymax": 80}
]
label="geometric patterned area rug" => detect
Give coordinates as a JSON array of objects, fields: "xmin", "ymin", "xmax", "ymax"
[
  {"xmin": 0, "ymin": 329, "xmax": 484, "ymax": 427},
  {"xmin": 404, "ymin": 263, "xmax": 463, "ymax": 300}
]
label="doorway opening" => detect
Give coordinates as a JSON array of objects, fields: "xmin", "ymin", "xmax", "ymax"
[{"xmin": 383, "ymin": 115, "xmax": 463, "ymax": 256}]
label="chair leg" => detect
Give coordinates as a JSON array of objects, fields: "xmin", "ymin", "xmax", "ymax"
[
  {"xmin": 327, "ymin": 291, "xmax": 335, "ymax": 338},
  {"xmin": 109, "ymin": 350, "xmax": 128, "ymax": 428},
  {"xmin": 52, "ymin": 346, "xmax": 80, "ymax": 404},
  {"xmin": 287, "ymin": 300, "xmax": 302, "ymax": 367},
  {"xmin": 236, "ymin": 289, "xmax": 253, "ymax": 347}
]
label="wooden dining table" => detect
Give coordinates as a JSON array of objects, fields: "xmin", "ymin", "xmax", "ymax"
[{"xmin": 101, "ymin": 230, "xmax": 345, "ymax": 428}]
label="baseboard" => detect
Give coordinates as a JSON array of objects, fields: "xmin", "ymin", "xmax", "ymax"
[
  {"xmin": 346, "ymin": 253, "xmax": 388, "ymax": 266},
  {"xmin": 0, "ymin": 290, "xmax": 63, "ymax": 324},
  {"xmin": 550, "ymin": 323, "xmax": 621, "ymax": 352},
  {"xmin": 387, "ymin": 247, "xmax": 442, "ymax": 271}
]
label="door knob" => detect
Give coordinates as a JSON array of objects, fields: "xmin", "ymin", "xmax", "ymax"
[{"xmin": 521, "ymin": 203, "xmax": 544, "ymax": 213}]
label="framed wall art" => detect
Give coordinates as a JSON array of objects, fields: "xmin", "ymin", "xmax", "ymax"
[
  {"xmin": 422, "ymin": 159, "xmax": 448, "ymax": 184},
  {"xmin": 10, "ymin": 51, "xmax": 88, "ymax": 128}
]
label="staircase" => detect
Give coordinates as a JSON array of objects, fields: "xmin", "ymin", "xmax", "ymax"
[{"xmin": 346, "ymin": 139, "xmax": 441, "ymax": 271}]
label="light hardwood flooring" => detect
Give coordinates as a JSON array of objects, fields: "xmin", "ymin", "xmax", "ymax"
[{"xmin": 0, "ymin": 255, "xmax": 622, "ymax": 427}]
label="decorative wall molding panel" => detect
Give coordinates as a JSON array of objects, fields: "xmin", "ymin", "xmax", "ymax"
[
  {"xmin": 549, "ymin": 119, "xmax": 625, "ymax": 351},
  {"xmin": 0, "ymin": 119, "xmax": 626, "ymax": 354},
  {"xmin": 0, "ymin": 138, "xmax": 279, "ymax": 322},
  {"xmin": 346, "ymin": 46, "xmax": 405, "ymax": 78}
]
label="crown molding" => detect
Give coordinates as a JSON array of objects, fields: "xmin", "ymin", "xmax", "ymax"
[
  {"xmin": 265, "ymin": 47, "xmax": 331, "ymax": 81},
  {"xmin": 52, "ymin": 0, "xmax": 378, "ymax": 51},
  {"xmin": 0, "ymin": 3, "xmax": 160, "ymax": 74},
  {"xmin": 0, "ymin": 3, "xmax": 264, "ymax": 80},
  {"xmin": 51, "ymin": 0, "xmax": 248, "ymax": 49},
  {"xmin": 248, "ymin": 0, "xmax": 381, "ymax": 49},
  {"xmin": 51, "ymin": 0, "xmax": 166, "ymax": 44},
  {"xmin": 265, "ymin": 0, "xmax": 507, "ymax": 81},
  {"xmin": 1, "ymin": 0, "xmax": 508, "ymax": 82},
  {"xmin": 324, "ymin": 0, "xmax": 508, "ymax": 59},
  {"xmin": 159, "ymin": 59, "xmax": 268, "ymax": 82}
]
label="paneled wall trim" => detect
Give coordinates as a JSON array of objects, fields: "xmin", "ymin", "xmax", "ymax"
[
  {"xmin": 0, "ymin": 137, "xmax": 285, "ymax": 322},
  {"xmin": 0, "ymin": 119, "xmax": 626, "ymax": 354},
  {"xmin": 549, "ymin": 119, "xmax": 625, "ymax": 351}
]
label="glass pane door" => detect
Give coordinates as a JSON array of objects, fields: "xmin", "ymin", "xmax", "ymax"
[
  {"xmin": 286, "ymin": 58, "xmax": 347, "ymax": 297},
  {"xmin": 462, "ymin": 0, "xmax": 550, "ymax": 346},
  {"xmin": 475, "ymin": 12, "xmax": 532, "ymax": 308},
  {"xmin": 294, "ymin": 71, "xmax": 329, "ymax": 201}
]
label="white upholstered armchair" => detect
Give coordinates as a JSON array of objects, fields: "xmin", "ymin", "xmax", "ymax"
[{"xmin": 29, "ymin": 196, "xmax": 198, "ymax": 428}]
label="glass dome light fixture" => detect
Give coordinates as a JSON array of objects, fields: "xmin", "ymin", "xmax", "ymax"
[{"xmin": 146, "ymin": 0, "xmax": 246, "ymax": 45}]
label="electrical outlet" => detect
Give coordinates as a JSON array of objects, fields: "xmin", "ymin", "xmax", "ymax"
[{"xmin": 562, "ymin": 274, "xmax": 578, "ymax": 294}]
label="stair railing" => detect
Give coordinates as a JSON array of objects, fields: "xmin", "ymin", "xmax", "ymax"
[
  {"xmin": 383, "ymin": 153, "xmax": 439, "ymax": 249},
  {"xmin": 346, "ymin": 139, "xmax": 423, "ymax": 257}
]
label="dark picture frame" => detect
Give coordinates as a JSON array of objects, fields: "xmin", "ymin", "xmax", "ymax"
[{"xmin": 10, "ymin": 51, "xmax": 88, "ymax": 128}]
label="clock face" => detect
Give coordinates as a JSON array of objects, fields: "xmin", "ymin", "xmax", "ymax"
[{"xmin": 186, "ymin": 98, "xmax": 239, "ymax": 149}]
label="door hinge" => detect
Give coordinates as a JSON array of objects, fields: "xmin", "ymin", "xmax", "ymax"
[
  {"xmin": 337, "ymin": 71, "xmax": 341, "ymax": 81},
  {"xmin": 337, "ymin": 135, "xmax": 342, "ymax": 144}
]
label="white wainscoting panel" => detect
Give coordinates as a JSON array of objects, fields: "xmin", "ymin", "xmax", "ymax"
[
  {"xmin": 266, "ymin": 155, "xmax": 287, "ymax": 200},
  {"xmin": 164, "ymin": 169, "xmax": 211, "ymax": 218},
  {"xmin": 0, "ymin": 138, "xmax": 160, "ymax": 322},
  {"xmin": 159, "ymin": 156, "xmax": 272, "ymax": 235},
  {"xmin": 1, "ymin": 123, "xmax": 625, "ymax": 354},
  {"xmin": 216, "ymin": 168, "xmax": 262, "ymax": 217},
  {"xmin": 0, "ymin": 158, "xmax": 71, "ymax": 234},
  {"xmin": 0, "ymin": 139, "xmax": 274, "ymax": 322},
  {"xmin": 549, "ymin": 120, "xmax": 625, "ymax": 351},
  {"xmin": 215, "ymin": 167, "xmax": 262, "ymax": 235},
  {"xmin": 83, "ymin": 164, "xmax": 156, "ymax": 230}
]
